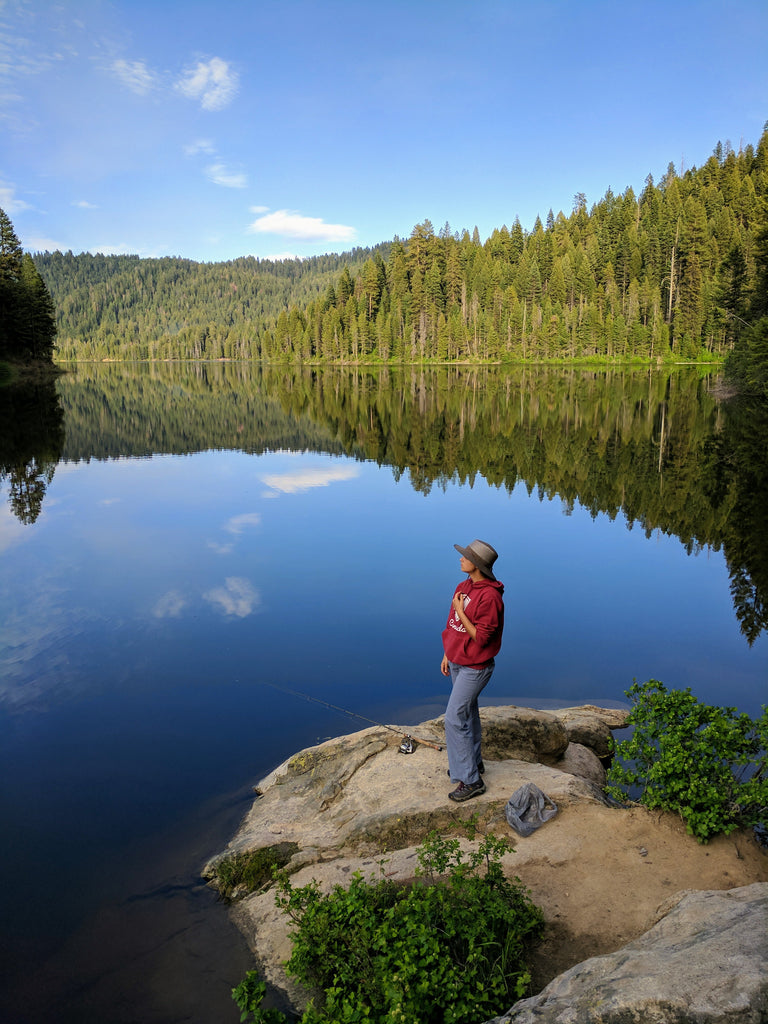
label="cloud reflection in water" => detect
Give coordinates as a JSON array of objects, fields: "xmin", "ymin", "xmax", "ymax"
[
  {"xmin": 203, "ymin": 577, "xmax": 259, "ymax": 618},
  {"xmin": 152, "ymin": 590, "xmax": 187, "ymax": 618},
  {"xmin": 261, "ymin": 464, "xmax": 358, "ymax": 496}
]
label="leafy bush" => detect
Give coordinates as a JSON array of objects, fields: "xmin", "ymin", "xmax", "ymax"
[
  {"xmin": 215, "ymin": 842, "xmax": 299, "ymax": 902},
  {"xmin": 606, "ymin": 680, "xmax": 768, "ymax": 843},
  {"xmin": 233, "ymin": 827, "xmax": 544, "ymax": 1024},
  {"xmin": 233, "ymin": 975, "xmax": 287, "ymax": 1024}
]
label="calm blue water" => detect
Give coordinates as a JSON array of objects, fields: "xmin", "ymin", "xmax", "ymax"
[{"xmin": 1, "ymin": 377, "xmax": 766, "ymax": 1023}]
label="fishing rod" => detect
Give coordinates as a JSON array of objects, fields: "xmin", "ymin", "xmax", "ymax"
[{"xmin": 259, "ymin": 680, "xmax": 443, "ymax": 753}]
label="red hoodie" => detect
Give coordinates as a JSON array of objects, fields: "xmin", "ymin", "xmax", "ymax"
[{"xmin": 442, "ymin": 576, "xmax": 505, "ymax": 668}]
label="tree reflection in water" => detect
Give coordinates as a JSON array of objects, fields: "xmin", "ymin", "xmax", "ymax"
[
  {"xmin": 3, "ymin": 361, "xmax": 765, "ymax": 643},
  {"xmin": 703, "ymin": 395, "xmax": 768, "ymax": 645},
  {"xmin": 0, "ymin": 373, "xmax": 64, "ymax": 525}
]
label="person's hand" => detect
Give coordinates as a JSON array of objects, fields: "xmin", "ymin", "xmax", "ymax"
[
  {"xmin": 452, "ymin": 592, "xmax": 466, "ymax": 615},
  {"xmin": 440, "ymin": 654, "xmax": 450, "ymax": 676}
]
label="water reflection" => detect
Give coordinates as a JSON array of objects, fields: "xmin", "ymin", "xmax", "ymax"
[
  {"xmin": 1, "ymin": 361, "xmax": 765, "ymax": 1024},
  {"xmin": 702, "ymin": 396, "xmax": 768, "ymax": 644},
  {"xmin": 5, "ymin": 362, "xmax": 761, "ymax": 643},
  {"xmin": 0, "ymin": 372, "xmax": 64, "ymax": 525}
]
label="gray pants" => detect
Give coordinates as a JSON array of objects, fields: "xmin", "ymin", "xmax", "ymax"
[{"xmin": 445, "ymin": 659, "xmax": 495, "ymax": 784}]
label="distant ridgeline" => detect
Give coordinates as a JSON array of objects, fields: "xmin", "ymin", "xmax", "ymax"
[
  {"xmin": 0, "ymin": 208, "xmax": 57, "ymax": 363},
  {"xmin": 36, "ymin": 127, "xmax": 768, "ymax": 368},
  {"xmin": 13, "ymin": 362, "xmax": 757, "ymax": 643}
]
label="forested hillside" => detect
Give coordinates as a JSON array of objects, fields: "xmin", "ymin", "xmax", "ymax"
[
  {"xmin": 36, "ymin": 245, "xmax": 390, "ymax": 361},
  {"xmin": 36, "ymin": 127, "xmax": 767, "ymax": 366}
]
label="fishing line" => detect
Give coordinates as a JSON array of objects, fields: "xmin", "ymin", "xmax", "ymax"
[{"xmin": 258, "ymin": 680, "xmax": 443, "ymax": 752}]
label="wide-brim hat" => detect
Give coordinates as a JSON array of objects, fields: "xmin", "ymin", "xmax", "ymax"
[{"xmin": 454, "ymin": 539, "xmax": 499, "ymax": 581}]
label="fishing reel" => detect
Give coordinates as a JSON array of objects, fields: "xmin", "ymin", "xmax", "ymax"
[{"xmin": 398, "ymin": 734, "xmax": 415, "ymax": 754}]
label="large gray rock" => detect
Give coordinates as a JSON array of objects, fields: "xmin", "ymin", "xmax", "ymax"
[
  {"xmin": 204, "ymin": 715, "xmax": 608, "ymax": 874},
  {"xmin": 489, "ymin": 883, "xmax": 768, "ymax": 1024},
  {"xmin": 205, "ymin": 705, "xmax": 767, "ymax": 1018},
  {"xmin": 554, "ymin": 742, "xmax": 606, "ymax": 788},
  {"xmin": 203, "ymin": 706, "xmax": 623, "ymax": 1004},
  {"xmin": 423, "ymin": 705, "xmax": 572, "ymax": 763},
  {"xmin": 550, "ymin": 705, "xmax": 629, "ymax": 760}
]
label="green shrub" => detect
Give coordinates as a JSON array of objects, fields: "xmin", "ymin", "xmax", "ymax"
[
  {"xmin": 233, "ymin": 975, "xmax": 287, "ymax": 1024},
  {"xmin": 606, "ymin": 679, "xmax": 768, "ymax": 843},
  {"xmin": 215, "ymin": 842, "xmax": 299, "ymax": 902},
  {"xmin": 233, "ymin": 827, "xmax": 544, "ymax": 1024}
]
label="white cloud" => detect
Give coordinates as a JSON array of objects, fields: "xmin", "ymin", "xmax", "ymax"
[
  {"xmin": 176, "ymin": 57, "xmax": 238, "ymax": 111},
  {"xmin": 153, "ymin": 590, "xmax": 186, "ymax": 618},
  {"xmin": 87, "ymin": 241, "xmax": 165, "ymax": 257},
  {"xmin": 261, "ymin": 466, "xmax": 359, "ymax": 495},
  {"xmin": 0, "ymin": 183, "xmax": 31, "ymax": 214},
  {"xmin": 206, "ymin": 162, "xmax": 247, "ymax": 188},
  {"xmin": 208, "ymin": 540, "xmax": 234, "ymax": 555},
  {"xmin": 72, "ymin": 199, "xmax": 97, "ymax": 209},
  {"xmin": 224, "ymin": 512, "xmax": 261, "ymax": 535},
  {"xmin": 249, "ymin": 209, "xmax": 356, "ymax": 243},
  {"xmin": 26, "ymin": 235, "xmax": 65, "ymax": 252},
  {"xmin": 112, "ymin": 58, "xmax": 156, "ymax": 95},
  {"xmin": 184, "ymin": 138, "xmax": 216, "ymax": 157},
  {"xmin": 264, "ymin": 252, "xmax": 303, "ymax": 262},
  {"xmin": 204, "ymin": 577, "xmax": 259, "ymax": 618}
]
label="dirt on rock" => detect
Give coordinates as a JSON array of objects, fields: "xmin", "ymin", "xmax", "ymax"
[{"xmin": 510, "ymin": 802, "xmax": 768, "ymax": 989}]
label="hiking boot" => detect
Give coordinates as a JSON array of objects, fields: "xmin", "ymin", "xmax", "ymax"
[
  {"xmin": 448, "ymin": 779, "xmax": 486, "ymax": 802},
  {"xmin": 447, "ymin": 761, "xmax": 484, "ymax": 778}
]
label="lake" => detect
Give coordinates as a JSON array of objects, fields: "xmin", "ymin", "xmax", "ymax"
[{"xmin": 1, "ymin": 361, "xmax": 766, "ymax": 1023}]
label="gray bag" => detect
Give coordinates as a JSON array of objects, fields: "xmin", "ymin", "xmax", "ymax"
[{"xmin": 504, "ymin": 782, "xmax": 558, "ymax": 837}]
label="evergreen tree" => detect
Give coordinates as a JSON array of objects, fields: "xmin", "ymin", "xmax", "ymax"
[
  {"xmin": 0, "ymin": 208, "xmax": 23, "ymax": 279},
  {"xmin": 18, "ymin": 255, "xmax": 57, "ymax": 360},
  {"xmin": 1, "ymin": 208, "xmax": 57, "ymax": 362},
  {"xmin": 726, "ymin": 193, "xmax": 768, "ymax": 395}
]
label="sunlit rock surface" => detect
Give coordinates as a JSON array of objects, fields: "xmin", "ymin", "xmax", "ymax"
[
  {"xmin": 490, "ymin": 883, "xmax": 768, "ymax": 1024},
  {"xmin": 204, "ymin": 704, "xmax": 768, "ymax": 1016}
]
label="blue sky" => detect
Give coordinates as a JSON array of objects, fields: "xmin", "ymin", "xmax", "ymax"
[{"xmin": 1, "ymin": 0, "xmax": 766, "ymax": 263}]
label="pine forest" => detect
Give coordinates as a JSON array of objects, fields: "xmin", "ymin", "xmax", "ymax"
[{"xmin": 29, "ymin": 126, "xmax": 768, "ymax": 386}]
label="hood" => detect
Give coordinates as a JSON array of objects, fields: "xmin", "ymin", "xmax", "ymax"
[{"xmin": 470, "ymin": 577, "xmax": 504, "ymax": 595}]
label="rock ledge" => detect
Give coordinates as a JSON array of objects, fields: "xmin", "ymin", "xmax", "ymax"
[{"xmin": 204, "ymin": 704, "xmax": 768, "ymax": 1020}]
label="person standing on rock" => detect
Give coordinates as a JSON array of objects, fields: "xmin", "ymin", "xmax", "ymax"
[{"xmin": 441, "ymin": 540, "xmax": 505, "ymax": 802}]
